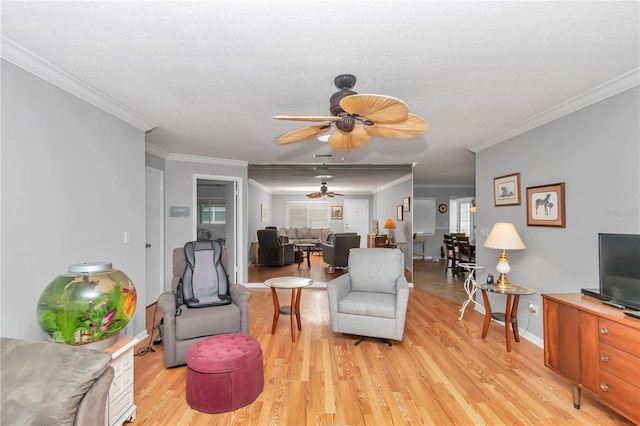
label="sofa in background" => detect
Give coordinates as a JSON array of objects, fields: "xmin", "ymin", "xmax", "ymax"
[
  {"xmin": 278, "ymin": 227, "xmax": 332, "ymax": 251},
  {"xmin": 0, "ymin": 337, "xmax": 114, "ymax": 426}
]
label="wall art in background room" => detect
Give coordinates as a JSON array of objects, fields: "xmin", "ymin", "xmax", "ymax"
[
  {"xmin": 397, "ymin": 205, "xmax": 404, "ymax": 221},
  {"xmin": 403, "ymin": 197, "xmax": 411, "ymax": 212},
  {"xmin": 331, "ymin": 206, "xmax": 343, "ymax": 220},
  {"xmin": 261, "ymin": 203, "xmax": 267, "ymax": 222},
  {"xmin": 526, "ymin": 182, "xmax": 566, "ymax": 227},
  {"xmin": 494, "ymin": 172, "xmax": 521, "ymax": 206},
  {"xmin": 169, "ymin": 206, "xmax": 190, "ymax": 217}
]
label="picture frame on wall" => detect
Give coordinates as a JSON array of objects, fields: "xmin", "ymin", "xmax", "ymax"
[
  {"xmin": 526, "ymin": 182, "xmax": 566, "ymax": 227},
  {"xmin": 260, "ymin": 203, "xmax": 267, "ymax": 222},
  {"xmin": 403, "ymin": 196, "xmax": 411, "ymax": 212},
  {"xmin": 397, "ymin": 205, "xmax": 404, "ymax": 221},
  {"xmin": 331, "ymin": 205, "xmax": 343, "ymax": 220},
  {"xmin": 494, "ymin": 172, "xmax": 521, "ymax": 206}
]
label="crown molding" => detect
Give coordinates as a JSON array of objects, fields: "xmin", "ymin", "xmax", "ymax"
[
  {"xmin": 414, "ymin": 183, "xmax": 475, "ymax": 189},
  {"xmin": 166, "ymin": 152, "xmax": 248, "ymax": 167},
  {"xmin": 1, "ymin": 36, "xmax": 157, "ymax": 132},
  {"xmin": 248, "ymin": 178, "xmax": 272, "ymax": 194},
  {"xmin": 467, "ymin": 67, "xmax": 640, "ymax": 153},
  {"xmin": 145, "ymin": 143, "xmax": 169, "ymax": 159},
  {"xmin": 376, "ymin": 173, "xmax": 412, "ymax": 193}
]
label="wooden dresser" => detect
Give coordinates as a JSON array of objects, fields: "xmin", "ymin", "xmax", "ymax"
[
  {"xmin": 542, "ymin": 293, "xmax": 640, "ymax": 424},
  {"xmin": 367, "ymin": 234, "xmax": 387, "ymax": 248}
]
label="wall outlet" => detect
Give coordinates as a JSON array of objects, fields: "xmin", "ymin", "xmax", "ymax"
[{"xmin": 528, "ymin": 301, "xmax": 539, "ymax": 316}]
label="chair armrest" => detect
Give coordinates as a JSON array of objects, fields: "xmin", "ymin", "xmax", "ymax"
[
  {"xmin": 327, "ymin": 274, "xmax": 351, "ymax": 307},
  {"xmin": 158, "ymin": 291, "xmax": 177, "ymax": 315},
  {"xmin": 230, "ymin": 283, "xmax": 252, "ymax": 304},
  {"xmin": 394, "ymin": 276, "xmax": 410, "ymax": 338},
  {"xmin": 230, "ymin": 283, "xmax": 252, "ymax": 334}
]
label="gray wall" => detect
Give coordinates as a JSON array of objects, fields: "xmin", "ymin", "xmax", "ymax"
[
  {"xmin": 475, "ymin": 86, "xmax": 640, "ymax": 342},
  {"xmin": 413, "ymin": 185, "xmax": 476, "ymax": 258},
  {"xmin": 375, "ymin": 175, "xmax": 414, "ymax": 272},
  {"xmin": 1, "ymin": 61, "xmax": 147, "ymax": 340},
  {"xmin": 163, "ymin": 159, "xmax": 248, "ymax": 284}
]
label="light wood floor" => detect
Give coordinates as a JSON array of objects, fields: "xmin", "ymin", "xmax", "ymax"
[{"xmin": 133, "ymin": 257, "xmax": 631, "ymax": 425}]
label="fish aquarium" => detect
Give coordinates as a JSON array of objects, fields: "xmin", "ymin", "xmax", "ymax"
[{"xmin": 37, "ymin": 262, "xmax": 137, "ymax": 350}]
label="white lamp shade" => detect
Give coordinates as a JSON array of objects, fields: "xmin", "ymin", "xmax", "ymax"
[{"xmin": 484, "ymin": 223, "xmax": 526, "ymax": 250}]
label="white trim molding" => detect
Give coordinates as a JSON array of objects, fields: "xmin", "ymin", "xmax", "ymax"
[
  {"xmin": 467, "ymin": 67, "xmax": 640, "ymax": 153},
  {"xmin": 1, "ymin": 36, "xmax": 157, "ymax": 132},
  {"xmin": 167, "ymin": 153, "xmax": 248, "ymax": 167}
]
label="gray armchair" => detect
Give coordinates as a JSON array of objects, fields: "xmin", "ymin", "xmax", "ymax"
[
  {"xmin": 322, "ymin": 232, "xmax": 360, "ymax": 271},
  {"xmin": 158, "ymin": 243, "xmax": 252, "ymax": 368},
  {"xmin": 327, "ymin": 248, "xmax": 409, "ymax": 345}
]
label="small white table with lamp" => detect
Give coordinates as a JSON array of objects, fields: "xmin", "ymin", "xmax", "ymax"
[{"xmin": 481, "ymin": 223, "xmax": 531, "ymax": 352}]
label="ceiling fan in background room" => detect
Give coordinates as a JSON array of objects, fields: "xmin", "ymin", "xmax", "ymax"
[
  {"xmin": 306, "ymin": 182, "xmax": 344, "ymax": 199},
  {"xmin": 274, "ymin": 74, "xmax": 430, "ymax": 151}
]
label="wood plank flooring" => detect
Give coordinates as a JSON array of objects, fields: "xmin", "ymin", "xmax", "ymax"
[{"xmin": 133, "ymin": 258, "xmax": 631, "ymax": 425}]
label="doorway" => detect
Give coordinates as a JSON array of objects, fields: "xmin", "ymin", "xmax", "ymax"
[
  {"xmin": 145, "ymin": 167, "xmax": 164, "ymax": 306},
  {"xmin": 344, "ymin": 199, "xmax": 369, "ymax": 248},
  {"xmin": 193, "ymin": 175, "xmax": 244, "ymax": 283}
]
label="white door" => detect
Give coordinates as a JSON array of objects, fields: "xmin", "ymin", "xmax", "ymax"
[
  {"xmin": 344, "ymin": 199, "xmax": 369, "ymax": 248},
  {"xmin": 145, "ymin": 167, "xmax": 164, "ymax": 306}
]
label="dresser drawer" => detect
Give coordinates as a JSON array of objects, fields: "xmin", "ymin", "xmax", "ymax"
[
  {"xmin": 599, "ymin": 343, "xmax": 640, "ymax": 387},
  {"xmin": 109, "ymin": 349, "xmax": 134, "ymax": 400},
  {"xmin": 598, "ymin": 370, "xmax": 640, "ymax": 423},
  {"xmin": 598, "ymin": 318, "xmax": 640, "ymax": 357},
  {"xmin": 109, "ymin": 384, "xmax": 134, "ymax": 425}
]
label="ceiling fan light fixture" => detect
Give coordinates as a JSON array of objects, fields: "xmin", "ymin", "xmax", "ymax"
[
  {"xmin": 336, "ymin": 116, "xmax": 355, "ymax": 132},
  {"xmin": 334, "ymin": 74, "xmax": 356, "ymax": 90}
]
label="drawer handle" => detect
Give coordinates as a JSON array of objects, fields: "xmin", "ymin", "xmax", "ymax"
[
  {"xmin": 600, "ymin": 383, "xmax": 609, "ymax": 392},
  {"xmin": 600, "ymin": 327, "xmax": 608, "ymax": 335},
  {"xmin": 601, "ymin": 355, "xmax": 609, "ymax": 362}
]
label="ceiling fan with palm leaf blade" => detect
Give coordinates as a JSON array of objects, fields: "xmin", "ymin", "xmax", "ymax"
[
  {"xmin": 274, "ymin": 74, "xmax": 429, "ymax": 151},
  {"xmin": 306, "ymin": 182, "xmax": 344, "ymax": 199}
]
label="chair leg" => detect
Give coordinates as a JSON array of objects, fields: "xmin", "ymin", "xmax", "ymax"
[{"xmin": 353, "ymin": 336, "xmax": 392, "ymax": 347}]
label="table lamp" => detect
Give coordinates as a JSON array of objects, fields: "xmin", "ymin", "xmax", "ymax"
[
  {"xmin": 483, "ymin": 223, "xmax": 525, "ymax": 289},
  {"xmin": 383, "ymin": 219, "xmax": 396, "ymax": 244}
]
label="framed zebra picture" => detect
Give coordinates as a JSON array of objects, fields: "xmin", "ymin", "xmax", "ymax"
[{"xmin": 526, "ymin": 182, "xmax": 566, "ymax": 227}]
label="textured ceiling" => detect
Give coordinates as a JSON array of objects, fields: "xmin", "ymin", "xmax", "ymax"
[{"xmin": 2, "ymin": 1, "xmax": 638, "ymax": 191}]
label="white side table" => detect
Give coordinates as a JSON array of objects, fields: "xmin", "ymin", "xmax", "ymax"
[
  {"xmin": 104, "ymin": 335, "xmax": 139, "ymax": 426},
  {"xmin": 457, "ymin": 263, "xmax": 484, "ymax": 320}
]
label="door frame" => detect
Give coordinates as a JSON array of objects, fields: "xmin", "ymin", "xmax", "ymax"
[
  {"xmin": 145, "ymin": 166, "xmax": 164, "ymax": 306},
  {"xmin": 192, "ymin": 174, "xmax": 245, "ymax": 284}
]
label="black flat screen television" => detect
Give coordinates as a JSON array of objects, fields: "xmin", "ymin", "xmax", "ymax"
[{"xmin": 598, "ymin": 233, "xmax": 640, "ymax": 310}]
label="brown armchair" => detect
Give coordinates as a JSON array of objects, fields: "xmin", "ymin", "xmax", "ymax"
[
  {"xmin": 322, "ymin": 232, "xmax": 361, "ymax": 271},
  {"xmin": 257, "ymin": 228, "xmax": 295, "ymax": 266}
]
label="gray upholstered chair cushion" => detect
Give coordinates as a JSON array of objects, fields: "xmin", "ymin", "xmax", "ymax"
[
  {"xmin": 349, "ymin": 248, "xmax": 403, "ymax": 294},
  {"xmin": 338, "ymin": 291, "xmax": 396, "ymax": 318},
  {"xmin": 0, "ymin": 337, "xmax": 113, "ymax": 426}
]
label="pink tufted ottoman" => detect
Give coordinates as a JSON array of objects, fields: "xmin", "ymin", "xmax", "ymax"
[{"xmin": 186, "ymin": 333, "xmax": 264, "ymax": 413}]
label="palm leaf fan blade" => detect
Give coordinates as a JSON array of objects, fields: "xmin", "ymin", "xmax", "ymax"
[
  {"xmin": 340, "ymin": 94, "xmax": 409, "ymax": 123},
  {"xmin": 328, "ymin": 126, "xmax": 372, "ymax": 151},
  {"xmin": 363, "ymin": 113, "xmax": 430, "ymax": 138},
  {"xmin": 277, "ymin": 124, "xmax": 332, "ymax": 145},
  {"xmin": 274, "ymin": 115, "xmax": 340, "ymax": 122}
]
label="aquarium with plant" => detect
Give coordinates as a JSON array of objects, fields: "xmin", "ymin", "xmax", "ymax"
[{"xmin": 37, "ymin": 262, "xmax": 137, "ymax": 348}]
